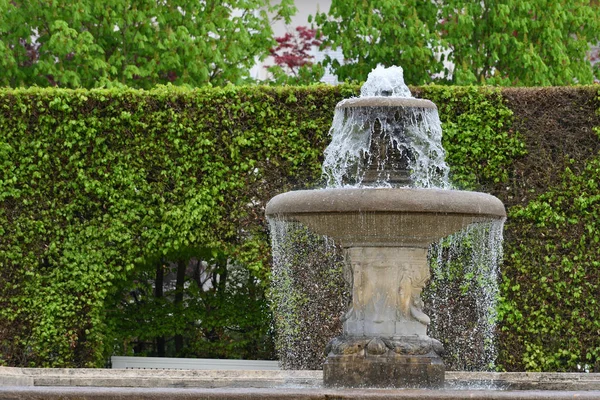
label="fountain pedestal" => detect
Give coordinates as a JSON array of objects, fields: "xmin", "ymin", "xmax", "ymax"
[
  {"xmin": 323, "ymin": 246, "xmax": 444, "ymax": 388},
  {"xmin": 324, "ymin": 346, "xmax": 444, "ymax": 388}
]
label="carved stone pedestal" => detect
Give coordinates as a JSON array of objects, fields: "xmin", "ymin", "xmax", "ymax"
[{"xmin": 323, "ymin": 247, "xmax": 445, "ymax": 388}]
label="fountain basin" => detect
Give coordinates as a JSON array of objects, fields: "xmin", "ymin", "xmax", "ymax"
[{"xmin": 266, "ymin": 188, "xmax": 506, "ymax": 247}]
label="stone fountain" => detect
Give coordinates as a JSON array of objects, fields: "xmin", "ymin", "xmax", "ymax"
[{"xmin": 265, "ymin": 66, "xmax": 506, "ymax": 388}]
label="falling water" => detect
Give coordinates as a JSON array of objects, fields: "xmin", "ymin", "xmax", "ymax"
[
  {"xmin": 268, "ymin": 65, "xmax": 505, "ymax": 371},
  {"xmin": 426, "ymin": 220, "xmax": 505, "ymax": 371},
  {"xmin": 269, "ymin": 220, "xmax": 347, "ymax": 369}
]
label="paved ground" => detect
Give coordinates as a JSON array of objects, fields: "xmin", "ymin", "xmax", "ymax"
[{"xmin": 2, "ymin": 386, "xmax": 600, "ymax": 400}]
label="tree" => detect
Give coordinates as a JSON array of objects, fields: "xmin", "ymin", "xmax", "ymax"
[
  {"xmin": 441, "ymin": 0, "xmax": 600, "ymax": 85},
  {"xmin": 108, "ymin": 250, "xmax": 275, "ymax": 360},
  {"xmin": 0, "ymin": 0, "xmax": 295, "ymax": 88},
  {"xmin": 312, "ymin": 0, "xmax": 443, "ymax": 85},
  {"xmin": 313, "ymin": 0, "xmax": 600, "ymax": 86},
  {"xmin": 266, "ymin": 26, "xmax": 325, "ymax": 85},
  {"xmin": 270, "ymin": 26, "xmax": 321, "ymax": 74}
]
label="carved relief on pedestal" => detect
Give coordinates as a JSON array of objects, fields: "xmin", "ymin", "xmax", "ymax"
[
  {"xmin": 396, "ymin": 260, "xmax": 431, "ymax": 327},
  {"xmin": 341, "ymin": 254, "xmax": 360, "ymax": 323},
  {"xmin": 341, "ymin": 247, "xmax": 432, "ymax": 337},
  {"xmin": 325, "ymin": 335, "xmax": 444, "ymax": 357}
]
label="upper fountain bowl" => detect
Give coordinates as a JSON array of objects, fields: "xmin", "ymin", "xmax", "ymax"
[
  {"xmin": 336, "ymin": 97, "xmax": 436, "ymax": 110},
  {"xmin": 265, "ymin": 188, "xmax": 506, "ymax": 248}
]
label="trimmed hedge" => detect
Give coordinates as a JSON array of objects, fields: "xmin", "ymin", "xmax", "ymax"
[
  {"xmin": 498, "ymin": 87, "xmax": 600, "ymax": 372},
  {"xmin": 0, "ymin": 84, "xmax": 599, "ymax": 371},
  {"xmin": 0, "ymin": 85, "xmax": 356, "ymax": 366}
]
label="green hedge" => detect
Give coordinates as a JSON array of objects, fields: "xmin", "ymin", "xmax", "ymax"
[
  {"xmin": 497, "ymin": 87, "xmax": 600, "ymax": 372},
  {"xmin": 0, "ymin": 84, "xmax": 599, "ymax": 371},
  {"xmin": 0, "ymin": 85, "xmax": 356, "ymax": 366}
]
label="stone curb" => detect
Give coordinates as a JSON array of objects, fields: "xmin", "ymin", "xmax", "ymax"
[
  {"xmin": 2, "ymin": 368, "xmax": 600, "ymax": 391},
  {"xmin": 0, "ymin": 367, "xmax": 600, "ymax": 391},
  {"xmin": 0, "ymin": 368, "xmax": 321, "ymax": 388}
]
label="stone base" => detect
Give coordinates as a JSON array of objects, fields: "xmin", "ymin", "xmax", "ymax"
[
  {"xmin": 323, "ymin": 335, "xmax": 445, "ymax": 388},
  {"xmin": 324, "ymin": 353, "xmax": 444, "ymax": 388}
]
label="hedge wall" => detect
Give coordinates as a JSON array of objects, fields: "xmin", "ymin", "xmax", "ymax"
[
  {"xmin": 0, "ymin": 85, "xmax": 356, "ymax": 367},
  {"xmin": 0, "ymin": 84, "xmax": 599, "ymax": 371}
]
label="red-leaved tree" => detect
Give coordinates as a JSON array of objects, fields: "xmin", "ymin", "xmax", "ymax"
[
  {"xmin": 270, "ymin": 26, "xmax": 322, "ymax": 75},
  {"xmin": 266, "ymin": 26, "xmax": 325, "ymax": 84}
]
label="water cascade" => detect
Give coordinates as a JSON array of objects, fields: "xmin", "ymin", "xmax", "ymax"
[{"xmin": 266, "ymin": 66, "xmax": 506, "ymax": 388}]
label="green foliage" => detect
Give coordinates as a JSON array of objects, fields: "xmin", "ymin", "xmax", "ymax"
[
  {"xmin": 501, "ymin": 156, "xmax": 600, "ymax": 371},
  {"xmin": 312, "ymin": 0, "xmax": 442, "ymax": 85},
  {"xmin": 493, "ymin": 88, "xmax": 600, "ymax": 372},
  {"xmin": 265, "ymin": 64, "xmax": 326, "ymax": 86},
  {"xmin": 0, "ymin": 84, "xmax": 355, "ymax": 366},
  {"xmin": 425, "ymin": 222, "xmax": 504, "ymax": 371},
  {"xmin": 0, "ymin": 0, "xmax": 296, "ymax": 88},
  {"xmin": 269, "ymin": 223, "xmax": 347, "ymax": 369},
  {"xmin": 417, "ymin": 86, "xmax": 527, "ymax": 189},
  {"xmin": 441, "ymin": 0, "xmax": 599, "ymax": 85},
  {"xmin": 313, "ymin": 0, "xmax": 599, "ymax": 85},
  {"xmin": 108, "ymin": 250, "xmax": 274, "ymax": 359}
]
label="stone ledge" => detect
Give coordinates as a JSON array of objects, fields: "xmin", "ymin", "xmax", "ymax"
[
  {"xmin": 0, "ymin": 367, "xmax": 320, "ymax": 388},
  {"xmin": 111, "ymin": 356, "xmax": 280, "ymax": 370},
  {"xmin": 2, "ymin": 367, "xmax": 600, "ymax": 391}
]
